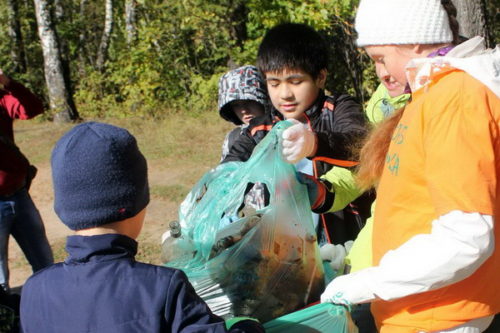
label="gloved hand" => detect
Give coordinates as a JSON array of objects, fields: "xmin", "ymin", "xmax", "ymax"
[
  {"xmin": 320, "ymin": 243, "xmax": 347, "ymax": 272},
  {"xmin": 320, "ymin": 268, "xmax": 377, "ymax": 308},
  {"xmin": 344, "ymin": 240, "xmax": 354, "ymax": 254},
  {"xmin": 296, "ymin": 172, "xmax": 326, "ymax": 209},
  {"xmin": 282, "ymin": 119, "xmax": 317, "ymax": 164}
]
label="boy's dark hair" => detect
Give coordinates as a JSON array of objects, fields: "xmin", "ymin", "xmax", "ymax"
[{"xmin": 257, "ymin": 23, "xmax": 328, "ymax": 79}]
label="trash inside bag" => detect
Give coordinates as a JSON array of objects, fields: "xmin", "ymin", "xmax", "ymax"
[
  {"xmin": 163, "ymin": 120, "xmax": 325, "ymax": 322},
  {"xmin": 263, "ymin": 303, "xmax": 359, "ymax": 333}
]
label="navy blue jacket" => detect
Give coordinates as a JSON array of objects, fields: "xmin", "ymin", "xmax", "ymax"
[{"xmin": 20, "ymin": 234, "xmax": 264, "ymax": 333}]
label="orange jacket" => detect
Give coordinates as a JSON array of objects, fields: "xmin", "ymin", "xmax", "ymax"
[{"xmin": 372, "ymin": 68, "xmax": 500, "ymax": 332}]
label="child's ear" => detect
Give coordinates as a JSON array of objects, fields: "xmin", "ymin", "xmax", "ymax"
[{"xmin": 316, "ymin": 69, "xmax": 327, "ymax": 89}]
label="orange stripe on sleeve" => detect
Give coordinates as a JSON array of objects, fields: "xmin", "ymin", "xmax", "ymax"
[
  {"xmin": 312, "ymin": 156, "xmax": 358, "ymax": 167},
  {"xmin": 324, "ymin": 101, "xmax": 335, "ymax": 111},
  {"xmin": 250, "ymin": 124, "xmax": 273, "ymax": 136}
]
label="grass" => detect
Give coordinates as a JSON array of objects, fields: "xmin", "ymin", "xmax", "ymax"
[
  {"xmin": 136, "ymin": 238, "xmax": 164, "ymax": 265},
  {"xmin": 15, "ymin": 112, "xmax": 232, "ymax": 166},
  {"xmin": 15, "ymin": 111, "xmax": 233, "ymax": 190},
  {"xmin": 13, "ymin": 120, "xmax": 74, "ymax": 166},
  {"xmin": 12, "ymin": 111, "xmax": 233, "ymax": 270},
  {"xmin": 51, "ymin": 238, "xmax": 70, "ymax": 262},
  {"xmin": 150, "ymin": 184, "xmax": 190, "ymax": 202}
]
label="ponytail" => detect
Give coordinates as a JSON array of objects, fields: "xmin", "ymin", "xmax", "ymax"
[
  {"xmin": 356, "ymin": 107, "xmax": 405, "ymax": 190},
  {"xmin": 441, "ymin": 0, "xmax": 461, "ymax": 45}
]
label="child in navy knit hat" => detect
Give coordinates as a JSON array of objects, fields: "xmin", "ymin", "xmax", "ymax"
[{"xmin": 20, "ymin": 122, "xmax": 264, "ymax": 333}]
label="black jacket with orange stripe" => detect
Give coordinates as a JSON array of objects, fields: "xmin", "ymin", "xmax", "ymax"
[{"xmin": 222, "ymin": 90, "xmax": 375, "ymax": 245}]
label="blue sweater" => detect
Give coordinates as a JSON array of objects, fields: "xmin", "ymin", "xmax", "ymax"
[{"xmin": 20, "ymin": 234, "xmax": 263, "ymax": 333}]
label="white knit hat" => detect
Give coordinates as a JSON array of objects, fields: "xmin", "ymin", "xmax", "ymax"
[{"xmin": 355, "ymin": 0, "xmax": 453, "ymax": 46}]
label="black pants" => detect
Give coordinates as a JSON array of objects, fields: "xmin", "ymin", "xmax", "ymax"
[
  {"xmin": 484, "ymin": 314, "xmax": 500, "ymax": 333},
  {"xmin": 351, "ymin": 303, "xmax": 377, "ymax": 333}
]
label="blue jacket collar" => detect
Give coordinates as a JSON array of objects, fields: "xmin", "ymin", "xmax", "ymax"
[{"xmin": 65, "ymin": 233, "xmax": 138, "ymax": 264}]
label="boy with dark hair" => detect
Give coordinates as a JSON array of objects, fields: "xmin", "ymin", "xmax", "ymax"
[
  {"xmin": 20, "ymin": 122, "xmax": 263, "ymax": 333},
  {"xmin": 223, "ymin": 23, "xmax": 372, "ymax": 245}
]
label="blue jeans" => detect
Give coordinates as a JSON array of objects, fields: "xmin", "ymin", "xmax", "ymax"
[{"xmin": 0, "ymin": 188, "xmax": 53, "ymax": 290}]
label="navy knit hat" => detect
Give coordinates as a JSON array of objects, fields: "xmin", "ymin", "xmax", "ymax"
[{"xmin": 51, "ymin": 122, "xmax": 149, "ymax": 230}]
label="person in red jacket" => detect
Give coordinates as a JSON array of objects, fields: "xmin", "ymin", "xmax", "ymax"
[{"xmin": 0, "ymin": 69, "xmax": 53, "ymax": 292}]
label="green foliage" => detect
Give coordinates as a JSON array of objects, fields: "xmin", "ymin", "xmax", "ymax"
[
  {"xmin": 186, "ymin": 72, "xmax": 222, "ymax": 113},
  {"xmin": 74, "ymin": 0, "xmax": 235, "ymax": 118},
  {"xmin": 1, "ymin": 0, "xmax": 375, "ymax": 118},
  {"xmin": 0, "ymin": 1, "xmax": 46, "ymax": 103},
  {"xmin": 8, "ymin": 0, "xmax": 498, "ymax": 118}
]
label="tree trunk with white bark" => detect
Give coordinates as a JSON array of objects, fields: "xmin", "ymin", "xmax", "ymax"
[
  {"xmin": 96, "ymin": 0, "xmax": 114, "ymax": 72},
  {"xmin": 453, "ymin": 0, "xmax": 493, "ymax": 47},
  {"xmin": 33, "ymin": 0, "xmax": 79, "ymax": 122},
  {"xmin": 125, "ymin": 0, "xmax": 137, "ymax": 46}
]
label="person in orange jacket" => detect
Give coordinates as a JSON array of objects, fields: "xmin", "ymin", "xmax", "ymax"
[{"xmin": 320, "ymin": 0, "xmax": 500, "ymax": 332}]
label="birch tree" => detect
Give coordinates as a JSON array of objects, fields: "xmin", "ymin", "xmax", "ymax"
[
  {"xmin": 125, "ymin": 0, "xmax": 137, "ymax": 46},
  {"xmin": 6, "ymin": 0, "xmax": 27, "ymax": 73},
  {"xmin": 33, "ymin": 0, "xmax": 79, "ymax": 122},
  {"xmin": 77, "ymin": 0, "xmax": 90, "ymax": 73},
  {"xmin": 96, "ymin": 0, "xmax": 113, "ymax": 72},
  {"xmin": 52, "ymin": 0, "xmax": 73, "ymax": 95},
  {"xmin": 453, "ymin": 0, "xmax": 493, "ymax": 47}
]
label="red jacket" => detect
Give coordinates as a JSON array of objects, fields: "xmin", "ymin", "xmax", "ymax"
[{"xmin": 0, "ymin": 80, "xmax": 44, "ymax": 196}]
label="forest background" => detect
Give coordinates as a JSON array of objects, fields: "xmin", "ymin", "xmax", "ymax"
[
  {"xmin": 0, "ymin": 0, "xmax": 498, "ymax": 287},
  {"xmin": 1, "ymin": 0, "xmax": 498, "ymax": 122}
]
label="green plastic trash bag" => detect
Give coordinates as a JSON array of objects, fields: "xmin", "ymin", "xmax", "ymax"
[
  {"xmin": 164, "ymin": 120, "xmax": 325, "ymax": 322},
  {"xmin": 263, "ymin": 303, "xmax": 359, "ymax": 333}
]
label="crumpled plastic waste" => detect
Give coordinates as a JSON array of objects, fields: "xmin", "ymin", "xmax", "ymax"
[{"xmin": 162, "ymin": 121, "xmax": 325, "ymax": 322}]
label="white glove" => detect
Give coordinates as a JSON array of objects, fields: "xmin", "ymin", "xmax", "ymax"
[
  {"xmin": 320, "ymin": 243, "xmax": 347, "ymax": 272},
  {"xmin": 344, "ymin": 240, "xmax": 354, "ymax": 254},
  {"xmin": 281, "ymin": 119, "xmax": 317, "ymax": 164},
  {"xmin": 320, "ymin": 268, "xmax": 377, "ymax": 307}
]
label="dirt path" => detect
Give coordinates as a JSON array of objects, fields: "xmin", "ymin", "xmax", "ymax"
[{"xmin": 8, "ymin": 160, "xmax": 180, "ymax": 289}]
